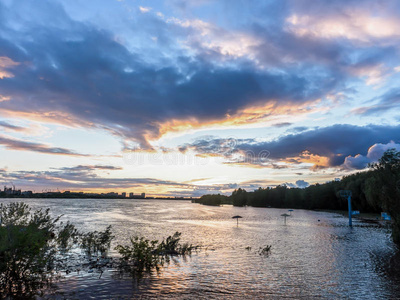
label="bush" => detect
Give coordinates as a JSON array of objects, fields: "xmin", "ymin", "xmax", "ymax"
[
  {"xmin": 0, "ymin": 203, "xmax": 60, "ymax": 297},
  {"xmin": 115, "ymin": 231, "xmax": 196, "ymax": 277},
  {"xmin": 81, "ymin": 225, "xmax": 114, "ymax": 256},
  {"xmin": 116, "ymin": 236, "xmax": 162, "ymax": 275},
  {"xmin": 0, "ymin": 202, "xmax": 114, "ymax": 298},
  {"xmin": 0, "ymin": 203, "xmax": 198, "ymax": 297}
]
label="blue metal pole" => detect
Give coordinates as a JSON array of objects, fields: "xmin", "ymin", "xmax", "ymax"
[{"xmin": 348, "ymin": 195, "xmax": 352, "ymax": 227}]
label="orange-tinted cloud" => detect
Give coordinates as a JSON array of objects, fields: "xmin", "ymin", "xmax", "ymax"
[
  {"xmin": 284, "ymin": 151, "xmax": 331, "ymax": 169},
  {"xmin": 286, "ymin": 10, "xmax": 400, "ymax": 42},
  {"xmin": 0, "ymin": 57, "xmax": 20, "ymax": 79},
  {"xmin": 156, "ymin": 100, "xmax": 323, "ymax": 141}
]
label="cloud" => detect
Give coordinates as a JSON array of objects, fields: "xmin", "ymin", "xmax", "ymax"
[
  {"xmin": 0, "ymin": 119, "xmax": 53, "ymax": 137},
  {"xmin": 285, "ymin": 179, "xmax": 309, "ymax": 188},
  {"xmin": 0, "ymin": 56, "xmax": 20, "ymax": 79},
  {"xmin": 286, "ymin": 11, "xmax": 400, "ymax": 42},
  {"xmin": 343, "ymin": 141, "xmax": 400, "ymax": 169},
  {"xmin": 166, "ymin": 16, "xmax": 263, "ymax": 61},
  {"xmin": 0, "ymin": 120, "xmax": 25, "ymax": 131},
  {"xmin": 0, "ymin": 165, "xmax": 243, "ymax": 196},
  {"xmin": 61, "ymin": 165, "xmax": 122, "ymax": 171},
  {"xmin": 290, "ymin": 126, "xmax": 310, "ymax": 133},
  {"xmin": 0, "ymin": 0, "xmax": 397, "ymax": 156},
  {"xmin": 167, "ymin": 183, "xmax": 238, "ymax": 197},
  {"xmin": 139, "ymin": 6, "xmax": 151, "ymax": 13},
  {"xmin": 352, "ymin": 88, "xmax": 400, "ymax": 116},
  {"xmin": 273, "ymin": 122, "xmax": 292, "ymax": 128},
  {"xmin": 285, "ymin": 0, "xmax": 400, "ymax": 41},
  {"xmin": 0, "ymin": 0, "xmax": 359, "ymax": 149},
  {"xmin": 342, "ymin": 154, "xmax": 372, "ymax": 170},
  {"xmin": 0, "ymin": 135, "xmax": 88, "ymax": 156},
  {"xmin": 181, "ymin": 124, "xmax": 400, "ymax": 168},
  {"xmin": 0, "ymin": 96, "xmax": 11, "ymax": 102},
  {"xmin": 0, "ymin": 167, "xmax": 187, "ymax": 190},
  {"xmin": 295, "ymin": 179, "xmax": 309, "ymax": 188}
]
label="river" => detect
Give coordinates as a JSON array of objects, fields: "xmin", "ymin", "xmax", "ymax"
[{"xmin": 1, "ymin": 198, "xmax": 400, "ymax": 299}]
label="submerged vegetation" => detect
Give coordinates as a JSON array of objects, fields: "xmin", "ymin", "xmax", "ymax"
[
  {"xmin": 0, "ymin": 203, "xmax": 197, "ymax": 298},
  {"xmin": 258, "ymin": 245, "xmax": 272, "ymax": 256},
  {"xmin": 0, "ymin": 202, "xmax": 273, "ymax": 298},
  {"xmin": 0, "ymin": 202, "xmax": 115, "ymax": 298},
  {"xmin": 116, "ymin": 232, "xmax": 197, "ymax": 276},
  {"xmin": 80, "ymin": 225, "xmax": 114, "ymax": 256},
  {"xmin": 0, "ymin": 203, "xmax": 61, "ymax": 298},
  {"xmin": 2, "ymin": 151, "xmax": 397, "ymax": 297}
]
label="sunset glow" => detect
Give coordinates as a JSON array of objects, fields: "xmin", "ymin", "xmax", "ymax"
[{"xmin": 0, "ymin": 0, "xmax": 399, "ymax": 197}]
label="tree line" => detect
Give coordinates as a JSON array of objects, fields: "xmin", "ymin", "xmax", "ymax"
[{"xmin": 195, "ymin": 149, "xmax": 400, "ymax": 244}]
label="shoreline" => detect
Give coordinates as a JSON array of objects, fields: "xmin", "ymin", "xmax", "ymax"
[{"xmin": 315, "ymin": 209, "xmax": 391, "ymax": 227}]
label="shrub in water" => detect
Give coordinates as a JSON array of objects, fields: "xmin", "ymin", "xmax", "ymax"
[
  {"xmin": 115, "ymin": 231, "xmax": 196, "ymax": 277},
  {"xmin": 0, "ymin": 202, "xmax": 114, "ymax": 298},
  {"xmin": 81, "ymin": 225, "xmax": 114, "ymax": 256}
]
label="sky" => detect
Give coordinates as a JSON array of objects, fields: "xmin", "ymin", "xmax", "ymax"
[{"xmin": 0, "ymin": 0, "xmax": 400, "ymax": 197}]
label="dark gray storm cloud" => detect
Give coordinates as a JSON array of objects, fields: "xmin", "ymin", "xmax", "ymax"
[
  {"xmin": 0, "ymin": 0, "xmax": 370, "ymax": 148},
  {"xmin": 242, "ymin": 124, "xmax": 400, "ymax": 165},
  {"xmin": 181, "ymin": 124, "xmax": 400, "ymax": 167}
]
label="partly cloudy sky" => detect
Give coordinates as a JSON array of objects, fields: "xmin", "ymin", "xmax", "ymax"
[{"xmin": 0, "ymin": 0, "xmax": 399, "ymax": 196}]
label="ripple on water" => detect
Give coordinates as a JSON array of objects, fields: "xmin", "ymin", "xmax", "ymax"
[{"xmin": 1, "ymin": 198, "xmax": 398, "ymax": 299}]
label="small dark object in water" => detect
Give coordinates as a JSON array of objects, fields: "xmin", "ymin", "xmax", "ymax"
[
  {"xmin": 232, "ymin": 215, "xmax": 243, "ymax": 226},
  {"xmin": 281, "ymin": 213, "xmax": 290, "ymax": 225},
  {"xmin": 259, "ymin": 245, "xmax": 272, "ymax": 256}
]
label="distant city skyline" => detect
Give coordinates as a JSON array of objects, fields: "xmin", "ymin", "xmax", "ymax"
[{"xmin": 0, "ymin": 0, "xmax": 400, "ymax": 197}]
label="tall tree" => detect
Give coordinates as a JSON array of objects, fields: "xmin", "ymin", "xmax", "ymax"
[
  {"xmin": 366, "ymin": 149, "xmax": 400, "ymax": 244},
  {"xmin": 232, "ymin": 188, "xmax": 248, "ymax": 206}
]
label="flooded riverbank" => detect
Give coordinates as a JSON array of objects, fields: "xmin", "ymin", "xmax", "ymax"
[{"xmin": 1, "ymin": 198, "xmax": 399, "ymax": 299}]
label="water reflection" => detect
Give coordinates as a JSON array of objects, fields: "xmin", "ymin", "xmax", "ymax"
[{"xmin": 0, "ymin": 198, "xmax": 399, "ymax": 299}]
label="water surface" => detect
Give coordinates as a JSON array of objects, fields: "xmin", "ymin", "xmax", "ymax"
[{"xmin": 1, "ymin": 198, "xmax": 399, "ymax": 299}]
